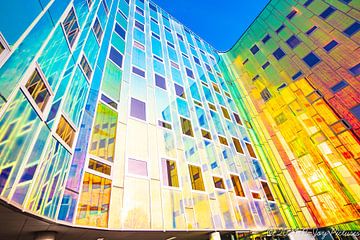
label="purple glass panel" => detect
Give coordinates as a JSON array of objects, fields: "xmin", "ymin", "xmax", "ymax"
[
  {"xmin": 186, "ymin": 68, "xmax": 194, "ymax": 78},
  {"xmin": 174, "ymin": 83, "xmax": 185, "ymax": 98},
  {"xmin": 155, "ymin": 74, "xmax": 166, "ymax": 90},
  {"xmin": 109, "ymin": 47, "xmax": 123, "ymax": 68},
  {"xmin": 132, "ymin": 66, "xmax": 145, "ymax": 77},
  {"xmin": 19, "ymin": 165, "xmax": 37, "ymax": 183},
  {"xmin": 130, "ymin": 98, "xmax": 146, "ymax": 121},
  {"xmin": 128, "ymin": 158, "xmax": 148, "ymax": 176}
]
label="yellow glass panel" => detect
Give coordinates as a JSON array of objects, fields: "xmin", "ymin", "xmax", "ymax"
[
  {"xmin": 56, "ymin": 115, "xmax": 75, "ymax": 148},
  {"xmin": 188, "ymin": 165, "xmax": 205, "ymax": 191}
]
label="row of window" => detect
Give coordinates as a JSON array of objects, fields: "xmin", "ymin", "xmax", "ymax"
[{"xmin": 126, "ymin": 156, "xmax": 275, "ymax": 200}]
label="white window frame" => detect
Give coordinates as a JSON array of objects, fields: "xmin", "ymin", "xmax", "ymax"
[{"xmin": 20, "ymin": 62, "xmax": 54, "ymax": 121}]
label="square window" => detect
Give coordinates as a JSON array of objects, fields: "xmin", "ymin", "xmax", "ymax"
[
  {"xmin": 349, "ymin": 63, "xmax": 360, "ymax": 76},
  {"xmin": 135, "ymin": 20, "xmax": 144, "ymax": 31},
  {"xmin": 221, "ymin": 107, "xmax": 230, "ymax": 119},
  {"xmin": 175, "ymin": 83, "xmax": 186, "ymax": 98},
  {"xmin": 130, "ymin": 97, "xmax": 146, "ymax": 121},
  {"xmin": 286, "ymin": 35, "xmax": 301, "ymax": 49},
  {"xmin": 135, "ymin": 6, "xmax": 144, "ymax": 16},
  {"xmin": 273, "ymin": 48, "xmax": 286, "ymax": 60},
  {"xmin": 219, "ymin": 136, "xmax": 228, "ymax": 146},
  {"xmin": 233, "ymin": 113, "xmax": 242, "ymax": 125},
  {"xmin": 25, "ymin": 69, "xmax": 51, "ymax": 112},
  {"xmin": 262, "ymin": 34, "xmax": 271, "ymax": 43},
  {"xmin": 161, "ymin": 159, "xmax": 179, "ymax": 187},
  {"xmin": 232, "ymin": 138, "xmax": 244, "ymax": 154},
  {"xmin": 250, "ymin": 44, "xmax": 259, "ymax": 55},
  {"xmin": 230, "ymin": 174, "xmax": 245, "ymax": 197},
  {"xmin": 56, "ymin": 115, "xmax": 76, "ymax": 148},
  {"xmin": 149, "ymin": 3, "xmax": 157, "ymax": 11},
  {"xmin": 186, "ymin": 68, "xmax": 194, "ymax": 79},
  {"xmin": 180, "ymin": 117, "xmax": 194, "ymax": 137},
  {"xmin": 260, "ymin": 88, "xmax": 272, "ymax": 102},
  {"xmin": 188, "ymin": 165, "xmax": 205, "ymax": 191},
  {"xmin": 194, "ymin": 56, "xmax": 201, "ymax": 65},
  {"xmin": 109, "ymin": 47, "xmax": 123, "ymax": 68},
  {"xmin": 114, "ymin": 23, "xmax": 126, "ymax": 39},
  {"xmin": 303, "ymin": 52, "xmax": 321, "ymax": 68},
  {"xmin": 320, "ymin": 6, "xmax": 336, "ymax": 19},
  {"xmin": 155, "ymin": 74, "xmax": 166, "ymax": 90},
  {"xmin": 128, "ymin": 158, "xmax": 148, "ymax": 177},
  {"xmin": 202, "ymin": 129, "xmax": 212, "ymax": 140},
  {"xmin": 323, "ymin": 40, "xmax": 338, "ymax": 52},
  {"xmin": 213, "ymin": 176, "xmax": 225, "ymax": 189},
  {"xmin": 62, "ymin": 8, "xmax": 80, "ymax": 48},
  {"xmin": 343, "ymin": 22, "xmax": 360, "ymax": 37},
  {"xmin": 261, "ymin": 181, "xmax": 275, "ymax": 201},
  {"xmin": 330, "ymin": 80, "xmax": 348, "ymax": 93},
  {"xmin": 132, "ymin": 66, "xmax": 145, "ymax": 77},
  {"xmin": 350, "ymin": 105, "xmax": 360, "ymax": 121}
]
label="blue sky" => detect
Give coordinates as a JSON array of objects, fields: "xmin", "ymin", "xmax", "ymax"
[{"xmin": 152, "ymin": 0, "xmax": 270, "ymax": 51}]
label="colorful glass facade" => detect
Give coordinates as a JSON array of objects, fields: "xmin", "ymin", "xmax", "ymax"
[
  {"xmin": 220, "ymin": 0, "xmax": 360, "ymax": 230},
  {"xmin": 0, "ymin": 0, "xmax": 286, "ymax": 232},
  {"xmin": 0, "ymin": 0, "xmax": 359, "ymax": 236}
]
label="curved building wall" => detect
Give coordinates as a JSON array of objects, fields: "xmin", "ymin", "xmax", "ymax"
[
  {"xmin": 0, "ymin": 0, "xmax": 284, "ymax": 231},
  {"xmin": 220, "ymin": 0, "xmax": 360, "ymax": 229}
]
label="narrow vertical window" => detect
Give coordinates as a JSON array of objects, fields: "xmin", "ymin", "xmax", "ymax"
[
  {"xmin": 56, "ymin": 115, "xmax": 76, "ymax": 148},
  {"xmin": 161, "ymin": 159, "xmax": 179, "ymax": 187},
  {"xmin": 62, "ymin": 8, "xmax": 80, "ymax": 48},
  {"xmin": 261, "ymin": 181, "xmax": 275, "ymax": 201},
  {"xmin": 93, "ymin": 18, "xmax": 103, "ymax": 43},
  {"xmin": 188, "ymin": 165, "xmax": 205, "ymax": 191},
  {"xmin": 232, "ymin": 138, "xmax": 244, "ymax": 154},
  {"xmin": 230, "ymin": 174, "xmax": 245, "ymax": 197},
  {"xmin": 102, "ymin": 0, "xmax": 109, "ymax": 14},
  {"xmin": 80, "ymin": 55, "xmax": 92, "ymax": 81},
  {"xmin": 130, "ymin": 98, "xmax": 146, "ymax": 121},
  {"xmin": 25, "ymin": 68, "xmax": 51, "ymax": 112},
  {"xmin": 180, "ymin": 117, "xmax": 194, "ymax": 137}
]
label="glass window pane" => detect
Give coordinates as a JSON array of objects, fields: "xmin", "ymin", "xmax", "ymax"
[
  {"xmin": 161, "ymin": 158, "xmax": 179, "ymax": 187},
  {"xmin": 188, "ymin": 165, "xmax": 205, "ymax": 191},
  {"xmin": 25, "ymin": 69, "xmax": 51, "ymax": 112},
  {"xmin": 128, "ymin": 158, "xmax": 148, "ymax": 177},
  {"xmin": 230, "ymin": 174, "xmax": 245, "ymax": 197},
  {"xmin": 130, "ymin": 97, "xmax": 146, "ymax": 121}
]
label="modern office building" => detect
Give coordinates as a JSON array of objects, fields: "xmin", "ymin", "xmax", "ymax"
[{"xmin": 0, "ymin": 0, "xmax": 359, "ymax": 239}]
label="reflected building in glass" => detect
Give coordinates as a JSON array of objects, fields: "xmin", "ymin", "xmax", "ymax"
[{"xmin": 0, "ymin": 0, "xmax": 359, "ymax": 239}]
